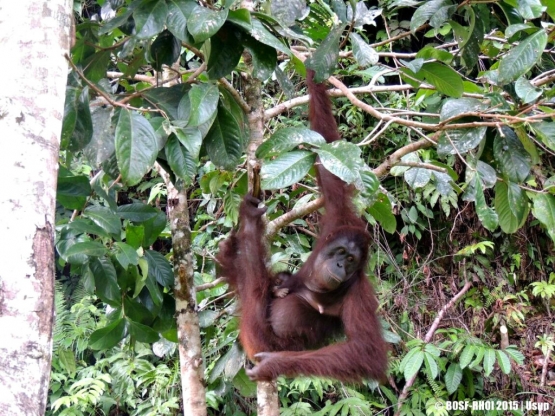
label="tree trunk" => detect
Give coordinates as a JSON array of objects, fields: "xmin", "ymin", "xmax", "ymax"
[
  {"xmin": 164, "ymin": 176, "xmax": 207, "ymax": 416},
  {"xmin": 0, "ymin": 1, "xmax": 72, "ymax": 415}
]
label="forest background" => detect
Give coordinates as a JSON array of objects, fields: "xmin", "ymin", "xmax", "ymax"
[{"xmin": 6, "ymin": 0, "xmax": 555, "ymax": 415}]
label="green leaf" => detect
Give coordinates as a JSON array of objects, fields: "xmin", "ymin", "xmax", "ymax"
[
  {"xmin": 207, "ymin": 23, "xmax": 244, "ymax": 79},
  {"xmin": 368, "ymin": 196, "xmax": 396, "ymax": 234},
  {"xmin": 418, "ymin": 62, "xmax": 463, "ymax": 98},
  {"xmin": 243, "ymin": 35, "xmax": 278, "ymax": 81},
  {"xmin": 65, "ymin": 241, "xmax": 107, "ymax": 258},
  {"xmin": 515, "ymin": 0, "xmax": 546, "ymax": 19},
  {"xmin": 67, "ymin": 219, "xmax": 110, "ymax": 239},
  {"xmin": 165, "ymin": 134, "xmax": 197, "ymax": 183},
  {"xmin": 143, "ymin": 84, "xmax": 191, "ymax": 120},
  {"xmin": 83, "ymin": 51, "xmax": 111, "ymax": 83},
  {"xmin": 115, "ymin": 109, "xmax": 158, "ymax": 186},
  {"xmin": 440, "ymin": 97, "xmax": 486, "ymax": 120},
  {"xmin": 515, "ymin": 77, "xmax": 542, "ymax": 103},
  {"xmin": 61, "ymin": 86, "xmax": 93, "ymax": 151},
  {"xmin": 483, "ymin": 348, "xmax": 495, "ymax": 376},
  {"xmin": 423, "ymin": 352, "xmax": 438, "ymax": 379},
  {"xmin": 128, "ymin": 319, "xmax": 160, "ymax": 343},
  {"xmin": 504, "ymin": 346, "xmax": 525, "ymax": 364},
  {"xmin": 57, "ymin": 173, "xmax": 91, "ymax": 210},
  {"xmin": 89, "ymin": 318, "xmax": 127, "ymax": 350},
  {"xmin": 495, "ymin": 181, "xmax": 529, "ymax": 233},
  {"xmin": 114, "ymin": 242, "xmax": 140, "ymax": 269},
  {"xmin": 261, "ymin": 151, "xmax": 316, "ymax": 190},
  {"xmin": 84, "ymin": 206, "xmax": 121, "ymax": 236},
  {"xmin": 117, "ymin": 202, "xmax": 159, "ymax": 222},
  {"xmin": 459, "ymin": 345, "xmax": 475, "ymax": 369},
  {"xmin": 145, "ymin": 250, "xmax": 174, "ymax": 287},
  {"xmin": 438, "ymin": 127, "xmax": 487, "ymax": 156},
  {"xmin": 531, "ymin": 122, "xmax": 555, "ymax": 152},
  {"xmin": 495, "ymin": 350, "xmax": 511, "ymax": 374},
  {"xmin": 410, "ymin": 0, "xmax": 454, "ymax": 32},
  {"xmin": 314, "ymin": 141, "xmax": 363, "ymax": 185},
  {"xmin": 350, "ymin": 33, "xmax": 378, "ymax": 67},
  {"xmin": 249, "ymin": 18, "xmax": 292, "ymax": 56},
  {"xmin": 498, "ymin": 29, "xmax": 547, "ymax": 85},
  {"xmin": 166, "ymin": 0, "xmax": 196, "ymax": 40},
  {"xmin": 89, "ymin": 257, "xmax": 121, "ymax": 306},
  {"xmin": 270, "ymin": 0, "xmax": 308, "ymax": 27},
  {"xmin": 150, "ymin": 29, "xmax": 181, "ymax": 71},
  {"xmin": 305, "ymin": 25, "xmax": 344, "ymax": 82},
  {"xmin": 445, "ymin": 363, "xmax": 462, "ymax": 394},
  {"xmin": 474, "ymin": 177, "xmax": 499, "ymax": 231},
  {"xmin": 493, "ymin": 126, "xmax": 531, "ymax": 183},
  {"xmin": 401, "ymin": 349, "xmax": 424, "ymax": 380},
  {"xmin": 187, "ymin": 5, "xmax": 228, "ymax": 43},
  {"xmin": 257, "ymin": 128, "xmax": 326, "ymax": 158},
  {"xmin": 405, "ymin": 167, "xmax": 432, "ymax": 189},
  {"xmin": 133, "ymin": 0, "xmax": 168, "ymax": 40},
  {"xmin": 188, "ymin": 84, "xmax": 219, "ymax": 127},
  {"xmin": 532, "ymin": 193, "xmax": 555, "ymax": 242},
  {"xmin": 204, "ymin": 103, "xmax": 243, "ymax": 170}
]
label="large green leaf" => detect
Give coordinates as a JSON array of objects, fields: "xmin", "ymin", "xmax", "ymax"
[
  {"xmin": 187, "ymin": 5, "xmax": 228, "ymax": 43},
  {"xmin": 84, "ymin": 206, "xmax": 121, "ymax": 236},
  {"xmin": 145, "ymin": 249, "xmax": 174, "ymax": 287},
  {"xmin": 117, "ymin": 202, "xmax": 159, "ymax": 222},
  {"xmin": 410, "ymin": 0, "xmax": 454, "ymax": 32},
  {"xmin": 150, "ymin": 29, "xmax": 181, "ymax": 71},
  {"xmin": 114, "ymin": 242, "xmax": 140, "ymax": 269},
  {"xmin": 257, "ymin": 127, "xmax": 326, "ymax": 158},
  {"xmin": 133, "ymin": 0, "xmax": 168, "ymax": 39},
  {"xmin": 445, "ymin": 363, "xmax": 462, "ymax": 394},
  {"xmin": 61, "ymin": 86, "xmax": 93, "ymax": 151},
  {"xmin": 143, "ymin": 84, "xmax": 191, "ymax": 120},
  {"xmin": 115, "ymin": 109, "xmax": 158, "ymax": 186},
  {"xmin": 89, "ymin": 257, "xmax": 121, "ymax": 306},
  {"xmin": 57, "ymin": 171, "xmax": 91, "ymax": 210},
  {"xmin": 89, "ymin": 317, "xmax": 127, "ymax": 350},
  {"xmin": 483, "ymin": 348, "xmax": 495, "ymax": 376},
  {"xmin": 532, "ymin": 193, "xmax": 555, "ymax": 242},
  {"xmin": 531, "ymin": 122, "xmax": 555, "ymax": 151},
  {"xmin": 270, "ymin": 0, "xmax": 308, "ymax": 26},
  {"xmin": 187, "ymin": 84, "xmax": 219, "ymax": 127},
  {"xmin": 418, "ymin": 62, "xmax": 463, "ymax": 98},
  {"xmin": 128, "ymin": 319, "xmax": 160, "ymax": 343},
  {"xmin": 65, "ymin": 241, "xmax": 107, "ymax": 258},
  {"xmin": 207, "ymin": 23, "xmax": 244, "ymax": 79},
  {"xmin": 495, "ymin": 350, "xmax": 511, "ymax": 374},
  {"xmin": 498, "ymin": 29, "xmax": 547, "ymax": 85},
  {"xmin": 368, "ymin": 195, "xmax": 396, "ymax": 234},
  {"xmin": 515, "ymin": 76, "xmax": 542, "ymax": 103},
  {"xmin": 350, "ymin": 33, "xmax": 378, "ymax": 67},
  {"xmin": 204, "ymin": 103, "xmax": 243, "ymax": 170},
  {"xmin": 493, "ymin": 126, "xmax": 531, "ymax": 183},
  {"xmin": 495, "ymin": 181, "xmax": 529, "ymax": 233},
  {"xmin": 515, "ymin": 0, "xmax": 545, "ymax": 19},
  {"xmin": 400, "ymin": 348, "xmax": 424, "ymax": 380},
  {"xmin": 166, "ymin": 0, "xmax": 196, "ymax": 40},
  {"xmin": 315, "ymin": 141, "xmax": 364, "ymax": 185},
  {"xmin": 474, "ymin": 177, "xmax": 498, "ymax": 231},
  {"xmin": 438, "ymin": 127, "xmax": 487, "ymax": 156},
  {"xmin": 243, "ymin": 35, "xmax": 278, "ymax": 81},
  {"xmin": 261, "ymin": 150, "xmax": 316, "ymax": 190},
  {"xmin": 249, "ymin": 18, "xmax": 292, "ymax": 56},
  {"xmin": 165, "ymin": 134, "xmax": 197, "ymax": 183},
  {"xmin": 405, "ymin": 167, "xmax": 432, "ymax": 189},
  {"xmin": 305, "ymin": 24, "xmax": 344, "ymax": 82}
]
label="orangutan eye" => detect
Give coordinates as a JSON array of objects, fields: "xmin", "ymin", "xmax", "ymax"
[{"xmin": 347, "ymin": 255, "xmax": 354, "ymax": 262}]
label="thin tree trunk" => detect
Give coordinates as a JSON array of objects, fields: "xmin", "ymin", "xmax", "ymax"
[
  {"xmin": 160, "ymin": 167, "xmax": 207, "ymax": 416},
  {"xmin": 0, "ymin": 1, "xmax": 72, "ymax": 415}
]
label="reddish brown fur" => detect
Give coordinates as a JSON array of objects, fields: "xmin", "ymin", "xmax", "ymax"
[{"xmin": 216, "ymin": 69, "xmax": 388, "ymax": 382}]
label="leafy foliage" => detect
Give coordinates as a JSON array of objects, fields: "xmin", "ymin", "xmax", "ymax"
[{"xmin": 52, "ymin": 0, "xmax": 555, "ymax": 414}]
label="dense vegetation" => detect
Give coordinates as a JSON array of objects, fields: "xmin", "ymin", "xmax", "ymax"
[{"xmin": 51, "ymin": 0, "xmax": 555, "ymax": 414}]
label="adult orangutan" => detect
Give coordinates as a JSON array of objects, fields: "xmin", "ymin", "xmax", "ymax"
[{"xmin": 217, "ymin": 69, "xmax": 388, "ymax": 382}]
